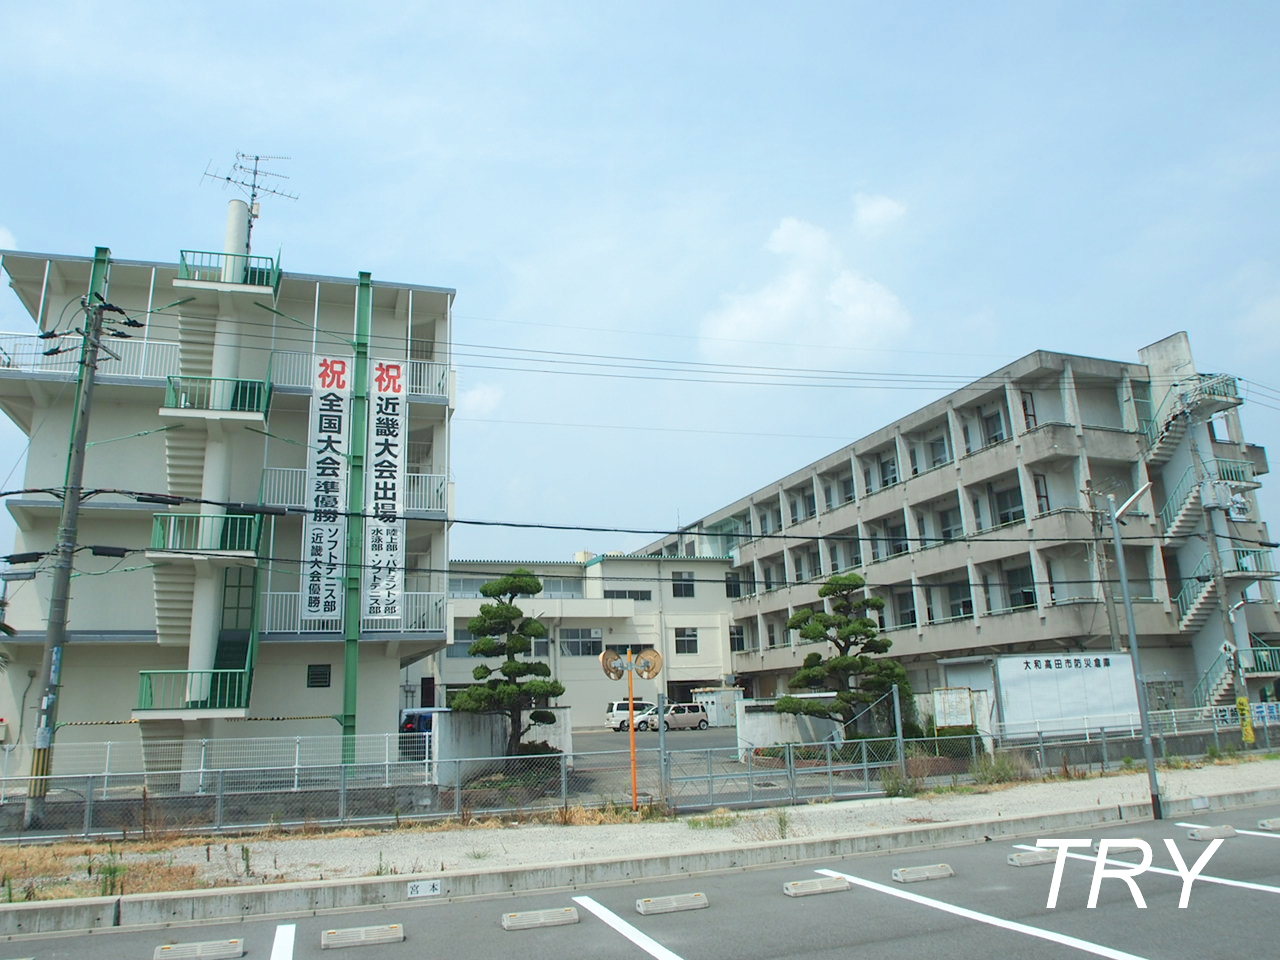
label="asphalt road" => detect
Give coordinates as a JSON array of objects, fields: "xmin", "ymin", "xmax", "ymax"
[{"xmin": 17, "ymin": 799, "xmax": 1280, "ymax": 959}]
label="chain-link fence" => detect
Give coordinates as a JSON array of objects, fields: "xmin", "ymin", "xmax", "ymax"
[{"xmin": 3, "ymin": 705, "xmax": 1277, "ymax": 839}]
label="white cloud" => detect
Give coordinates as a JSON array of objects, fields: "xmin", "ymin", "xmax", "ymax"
[
  {"xmin": 853, "ymin": 192, "xmax": 906, "ymax": 234},
  {"xmin": 0, "ymin": 226, "xmax": 15, "ymax": 250},
  {"xmin": 699, "ymin": 217, "xmax": 912, "ymax": 366},
  {"xmin": 457, "ymin": 383, "xmax": 504, "ymax": 417}
]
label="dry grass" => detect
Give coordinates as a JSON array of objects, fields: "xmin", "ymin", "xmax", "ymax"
[{"xmin": 0, "ymin": 840, "xmax": 203, "ymax": 901}]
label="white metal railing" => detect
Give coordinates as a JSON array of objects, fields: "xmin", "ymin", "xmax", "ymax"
[
  {"xmin": 0, "ymin": 332, "xmax": 179, "ymax": 380},
  {"xmin": 261, "ymin": 467, "xmax": 307, "ymax": 507},
  {"xmin": 994, "ymin": 703, "xmax": 1280, "ymax": 740},
  {"xmin": 261, "ymin": 468, "xmax": 444, "ymax": 512},
  {"xmin": 269, "ymin": 350, "xmax": 448, "ymax": 398},
  {"xmin": 0, "ymin": 732, "xmax": 431, "ymax": 783},
  {"xmin": 264, "ymin": 590, "xmax": 444, "ymax": 633}
]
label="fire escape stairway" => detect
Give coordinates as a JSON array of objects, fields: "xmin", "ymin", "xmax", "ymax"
[
  {"xmin": 152, "ymin": 564, "xmax": 197, "ymax": 647},
  {"xmin": 1162, "ymin": 485, "xmax": 1201, "ymax": 543},
  {"xmin": 1146, "ymin": 416, "xmax": 1188, "ymax": 466},
  {"xmin": 1179, "ymin": 578, "xmax": 1218, "ymax": 633}
]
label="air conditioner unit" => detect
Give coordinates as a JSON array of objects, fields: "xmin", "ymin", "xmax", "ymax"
[{"xmin": 589, "ymin": 628, "xmax": 603, "ymax": 639}]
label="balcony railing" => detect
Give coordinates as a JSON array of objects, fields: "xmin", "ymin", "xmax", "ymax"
[
  {"xmin": 136, "ymin": 669, "xmax": 251, "ymax": 710},
  {"xmin": 262, "ymin": 590, "xmax": 445, "ymax": 633},
  {"xmin": 151, "ymin": 514, "xmax": 262, "ymax": 553},
  {"xmin": 178, "ymin": 250, "xmax": 281, "ymax": 295},
  {"xmin": 1248, "ymin": 644, "xmax": 1280, "ymax": 674},
  {"xmin": 269, "ymin": 351, "xmax": 448, "ymax": 399},
  {"xmin": 1159, "ymin": 459, "xmax": 1257, "ymax": 532},
  {"xmin": 260, "ymin": 467, "xmax": 445, "ymax": 512},
  {"xmin": 1141, "ymin": 374, "xmax": 1240, "ymax": 443},
  {"xmin": 1231, "ymin": 548, "xmax": 1275, "ymax": 576},
  {"xmin": 0, "ymin": 332, "xmax": 179, "ymax": 380},
  {"xmin": 164, "ymin": 376, "xmax": 271, "ymax": 415}
]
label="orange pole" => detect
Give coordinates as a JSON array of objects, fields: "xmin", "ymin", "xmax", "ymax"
[{"xmin": 628, "ymin": 650, "xmax": 638, "ymax": 811}]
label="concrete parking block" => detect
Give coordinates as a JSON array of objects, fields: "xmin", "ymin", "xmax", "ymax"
[
  {"xmin": 501, "ymin": 907, "xmax": 579, "ymax": 931},
  {"xmin": 783, "ymin": 877, "xmax": 851, "ymax": 896},
  {"xmin": 154, "ymin": 940, "xmax": 244, "ymax": 959},
  {"xmin": 891, "ymin": 864, "xmax": 955, "ymax": 883},
  {"xmin": 320, "ymin": 924, "xmax": 405, "ymax": 949},
  {"xmin": 635, "ymin": 892, "xmax": 708, "ymax": 914}
]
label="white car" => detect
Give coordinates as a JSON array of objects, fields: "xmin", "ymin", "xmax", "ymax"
[
  {"xmin": 635, "ymin": 703, "xmax": 709, "ymax": 731},
  {"xmin": 606, "ymin": 699, "xmax": 656, "ymax": 731}
]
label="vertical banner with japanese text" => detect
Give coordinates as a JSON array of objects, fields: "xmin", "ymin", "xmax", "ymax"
[
  {"xmin": 302, "ymin": 357, "xmax": 351, "ymax": 623},
  {"xmin": 364, "ymin": 360, "xmax": 405, "ymax": 623}
]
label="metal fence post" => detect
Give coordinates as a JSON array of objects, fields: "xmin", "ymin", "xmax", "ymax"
[
  {"xmin": 861, "ymin": 739, "xmax": 869, "ymax": 793},
  {"xmin": 453, "ymin": 760, "xmax": 462, "ymax": 818},
  {"xmin": 83, "ymin": 775, "xmax": 95, "ymax": 838},
  {"xmin": 1211, "ymin": 711, "xmax": 1221, "ymax": 752},
  {"xmin": 892, "ymin": 684, "xmax": 906, "ymax": 776},
  {"xmin": 785, "ymin": 742, "xmax": 796, "ymax": 801},
  {"xmin": 706, "ymin": 749, "xmax": 714, "ymax": 806},
  {"xmin": 825, "ymin": 740, "xmax": 833, "ymax": 799},
  {"xmin": 384, "ymin": 734, "xmax": 391, "ymax": 788},
  {"xmin": 198, "ymin": 739, "xmax": 209, "ymax": 795},
  {"xmin": 1262, "ymin": 713, "xmax": 1272, "ymax": 751},
  {"xmin": 215, "ymin": 769, "xmax": 225, "ymax": 830},
  {"xmin": 1100, "ymin": 728, "xmax": 1109, "ymax": 772},
  {"xmin": 102, "ymin": 741, "xmax": 112, "ymax": 799},
  {"xmin": 339, "ymin": 764, "xmax": 348, "ymax": 821},
  {"xmin": 560, "ymin": 752, "xmax": 569, "ymax": 809},
  {"xmin": 292, "ymin": 738, "xmax": 301, "ymax": 792},
  {"xmin": 747, "ymin": 745, "xmax": 755, "ymax": 804},
  {"xmin": 1037, "ymin": 731, "xmax": 1046, "ymax": 772}
]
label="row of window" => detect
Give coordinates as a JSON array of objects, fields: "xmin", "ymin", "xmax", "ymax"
[{"xmin": 448, "ymin": 626, "xmax": 704, "ymax": 657}]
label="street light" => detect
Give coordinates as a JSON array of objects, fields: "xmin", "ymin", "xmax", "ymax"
[{"xmin": 1107, "ymin": 482, "xmax": 1163, "ymax": 819}]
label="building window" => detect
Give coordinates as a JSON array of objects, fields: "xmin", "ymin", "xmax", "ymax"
[
  {"xmin": 928, "ymin": 434, "xmax": 950, "ymax": 468},
  {"xmin": 559, "ymin": 627, "xmax": 602, "ymax": 656},
  {"xmin": 541, "ymin": 577, "xmax": 584, "ymax": 599},
  {"xmin": 306, "ymin": 664, "xmax": 331, "ymax": 688},
  {"xmin": 939, "ymin": 507, "xmax": 963, "ymax": 541},
  {"xmin": 1033, "ymin": 473, "xmax": 1051, "ymax": 514},
  {"xmin": 982, "ymin": 410, "xmax": 1005, "ymax": 445},
  {"xmin": 994, "ymin": 487, "xmax": 1025, "ymax": 525},
  {"xmin": 1021, "ymin": 392, "xmax": 1038, "ymax": 429},
  {"xmin": 453, "ymin": 627, "xmax": 548, "ymax": 657},
  {"xmin": 1006, "ymin": 566, "xmax": 1036, "ymax": 609},
  {"xmin": 672, "ymin": 571, "xmax": 695, "ymax": 597},
  {"xmin": 894, "ymin": 591, "xmax": 916, "ymax": 627},
  {"xmin": 725, "ymin": 572, "xmax": 742, "ymax": 598},
  {"xmin": 604, "ymin": 589, "xmax": 653, "ymax": 601},
  {"xmin": 729, "ymin": 625, "xmax": 746, "ymax": 652},
  {"xmin": 947, "ymin": 584, "xmax": 974, "ymax": 619},
  {"xmin": 887, "ymin": 522, "xmax": 909, "ymax": 556},
  {"xmin": 766, "ymin": 622, "xmax": 778, "ymax": 648},
  {"xmin": 879, "ymin": 454, "xmax": 899, "ymax": 487},
  {"xmin": 841, "ymin": 475, "xmax": 856, "ymax": 503},
  {"xmin": 221, "ymin": 567, "xmax": 255, "ymax": 630},
  {"xmin": 674, "ymin": 627, "xmax": 699, "ymax": 654}
]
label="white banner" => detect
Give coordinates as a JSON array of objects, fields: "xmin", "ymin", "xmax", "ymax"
[
  {"xmin": 363, "ymin": 359, "xmax": 406, "ymax": 621},
  {"xmin": 302, "ymin": 357, "xmax": 352, "ymax": 621}
]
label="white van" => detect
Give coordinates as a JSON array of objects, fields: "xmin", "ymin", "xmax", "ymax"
[
  {"xmin": 636, "ymin": 703, "xmax": 709, "ymax": 731},
  {"xmin": 605, "ymin": 699, "xmax": 656, "ymax": 731}
]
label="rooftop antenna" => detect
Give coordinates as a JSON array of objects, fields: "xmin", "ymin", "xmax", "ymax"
[{"xmin": 202, "ymin": 153, "xmax": 298, "ymax": 250}]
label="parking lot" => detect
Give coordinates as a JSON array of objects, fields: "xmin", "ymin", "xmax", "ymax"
[{"xmin": 20, "ymin": 798, "xmax": 1280, "ymax": 959}]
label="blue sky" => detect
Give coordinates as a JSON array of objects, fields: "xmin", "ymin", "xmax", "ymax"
[{"xmin": 2, "ymin": 2, "xmax": 1278, "ymax": 560}]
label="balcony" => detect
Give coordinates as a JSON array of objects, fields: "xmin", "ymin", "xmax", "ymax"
[
  {"xmin": 262, "ymin": 590, "xmax": 446, "ymax": 634},
  {"xmin": 176, "ymin": 250, "xmax": 281, "ymax": 296},
  {"xmin": 149, "ymin": 514, "xmax": 262, "ymax": 555},
  {"xmin": 260, "ymin": 467, "xmax": 447, "ymax": 514},
  {"xmin": 161, "ymin": 375, "xmax": 272, "ymax": 420},
  {"xmin": 0, "ymin": 332, "xmax": 180, "ymax": 382},
  {"xmin": 135, "ymin": 669, "xmax": 251, "ymax": 715}
]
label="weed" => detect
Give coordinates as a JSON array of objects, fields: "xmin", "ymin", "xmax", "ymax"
[
  {"xmin": 466, "ymin": 849, "xmax": 491, "ymax": 860},
  {"xmin": 880, "ymin": 766, "xmax": 922, "ymax": 797},
  {"xmin": 970, "ymin": 751, "xmax": 1033, "ymax": 785},
  {"xmin": 686, "ymin": 808, "xmax": 738, "ymax": 830},
  {"xmin": 1206, "ymin": 745, "xmax": 1222, "ymax": 761}
]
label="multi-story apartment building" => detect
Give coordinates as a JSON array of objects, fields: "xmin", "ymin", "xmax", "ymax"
[
  {"xmin": 642, "ymin": 334, "xmax": 1280, "ymax": 714},
  {"xmin": 426, "ymin": 554, "xmax": 735, "ymax": 722},
  {"xmin": 0, "ymin": 202, "xmax": 453, "ymax": 760}
]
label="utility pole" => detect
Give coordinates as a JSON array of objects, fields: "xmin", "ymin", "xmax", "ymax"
[
  {"xmin": 24, "ymin": 248, "xmax": 112, "ymax": 828},
  {"xmin": 1084, "ymin": 481, "xmax": 1123, "ymax": 650}
]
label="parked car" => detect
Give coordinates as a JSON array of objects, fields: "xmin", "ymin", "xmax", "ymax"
[
  {"xmin": 635, "ymin": 703, "xmax": 709, "ymax": 731},
  {"xmin": 606, "ymin": 699, "xmax": 656, "ymax": 731}
]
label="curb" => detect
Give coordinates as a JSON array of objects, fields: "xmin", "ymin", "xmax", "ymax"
[{"xmin": 3, "ymin": 784, "xmax": 1278, "ymax": 937}]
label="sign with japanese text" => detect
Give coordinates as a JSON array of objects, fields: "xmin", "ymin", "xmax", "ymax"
[
  {"xmin": 995, "ymin": 653, "xmax": 1140, "ymax": 735},
  {"xmin": 363, "ymin": 360, "xmax": 405, "ymax": 622},
  {"xmin": 301, "ymin": 357, "xmax": 352, "ymax": 622}
]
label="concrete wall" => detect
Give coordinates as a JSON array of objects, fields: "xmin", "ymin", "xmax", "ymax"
[{"xmin": 735, "ymin": 700, "xmax": 841, "ymax": 752}]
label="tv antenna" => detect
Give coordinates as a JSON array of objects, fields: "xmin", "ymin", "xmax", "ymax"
[{"xmin": 202, "ymin": 152, "xmax": 298, "ymax": 248}]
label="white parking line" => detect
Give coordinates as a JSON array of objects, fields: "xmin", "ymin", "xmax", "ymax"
[
  {"xmin": 571, "ymin": 896, "xmax": 686, "ymax": 960},
  {"xmin": 1176, "ymin": 820, "xmax": 1278, "ymax": 839},
  {"xmin": 1012, "ymin": 844, "xmax": 1280, "ymax": 896},
  {"xmin": 814, "ymin": 869, "xmax": 1151, "ymax": 960},
  {"xmin": 269, "ymin": 924, "xmax": 296, "ymax": 960}
]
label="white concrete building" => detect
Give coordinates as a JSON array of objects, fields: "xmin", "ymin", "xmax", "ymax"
[
  {"xmin": 0, "ymin": 203, "xmax": 453, "ymax": 762},
  {"xmin": 641, "ymin": 334, "xmax": 1280, "ymax": 715},
  {"xmin": 424, "ymin": 554, "xmax": 735, "ymax": 725}
]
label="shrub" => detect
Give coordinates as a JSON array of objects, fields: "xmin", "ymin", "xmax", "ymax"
[
  {"xmin": 880, "ymin": 766, "xmax": 922, "ymax": 797},
  {"xmin": 970, "ymin": 751, "xmax": 1033, "ymax": 784}
]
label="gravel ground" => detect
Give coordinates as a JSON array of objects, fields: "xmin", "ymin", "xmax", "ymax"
[{"xmin": 172, "ymin": 758, "xmax": 1280, "ymax": 885}]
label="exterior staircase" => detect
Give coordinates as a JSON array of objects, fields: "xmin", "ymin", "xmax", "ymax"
[
  {"xmin": 1178, "ymin": 578, "xmax": 1218, "ymax": 632},
  {"xmin": 1161, "ymin": 485, "xmax": 1201, "ymax": 542},
  {"xmin": 152, "ymin": 565, "xmax": 197, "ymax": 646},
  {"xmin": 1146, "ymin": 415, "xmax": 1187, "ymax": 466},
  {"xmin": 163, "ymin": 427, "xmax": 206, "ymax": 501}
]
